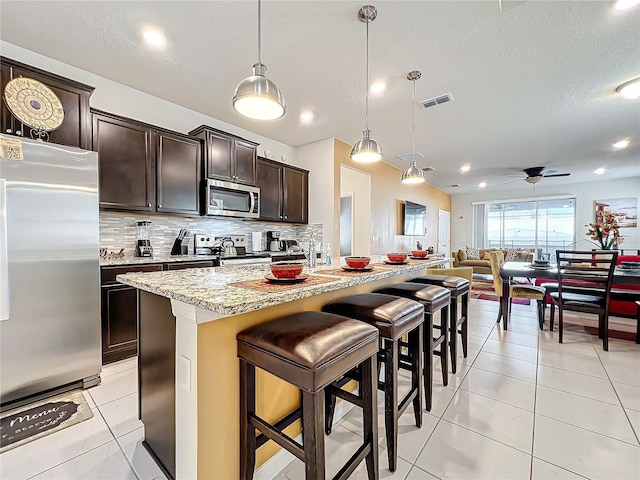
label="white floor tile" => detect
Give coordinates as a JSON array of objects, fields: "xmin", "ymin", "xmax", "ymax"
[
  {"xmin": 460, "ymin": 368, "xmax": 536, "ymax": 411},
  {"xmin": 490, "ymin": 328, "xmax": 539, "ymax": 349},
  {"xmin": 531, "ymin": 458, "xmax": 585, "ymax": 479},
  {"xmin": 101, "ymin": 357, "xmax": 137, "ymax": 378},
  {"xmin": 414, "ymin": 420, "xmax": 531, "ymax": 479},
  {"xmin": 503, "ymin": 320, "xmax": 541, "ymax": 336},
  {"xmin": 29, "ymin": 441, "xmax": 136, "ymax": 480},
  {"xmin": 405, "ymin": 465, "xmax": 439, "ymax": 479},
  {"xmin": 537, "ymin": 348, "xmax": 608, "ymax": 378},
  {"xmin": 0, "ymin": 408, "xmax": 114, "ymax": 479},
  {"xmin": 597, "ymin": 353, "xmax": 640, "ymax": 388},
  {"xmin": 116, "ymin": 427, "xmax": 168, "ymax": 480},
  {"xmin": 467, "ymin": 324, "xmax": 494, "ymax": 338},
  {"xmin": 98, "ymin": 393, "xmax": 143, "ymax": 438},
  {"xmin": 536, "ymin": 365, "xmax": 620, "ymax": 405},
  {"xmin": 473, "ymin": 351, "xmax": 537, "ymax": 383},
  {"xmin": 425, "ymin": 384, "xmax": 458, "ymax": 418},
  {"xmin": 481, "ymin": 338, "xmax": 538, "ymax": 363},
  {"xmin": 88, "ymin": 367, "xmax": 138, "ymax": 407},
  {"xmin": 468, "ymin": 315, "xmax": 498, "ymax": 328},
  {"xmin": 625, "ymin": 409, "xmax": 640, "ymax": 444},
  {"xmin": 538, "ymin": 332, "xmax": 599, "ymax": 358},
  {"xmin": 465, "ymin": 334, "xmax": 488, "ymax": 351},
  {"xmin": 614, "ymin": 382, "xmax": 640, "ymax": 411},
  {"xmin": 533, "ymin": 414, "xmax": 640, "ymax": 480},
  {"xmin": 535, "ymin": 385, "xmax": 638, "ymax": 445},
  {"xmin": 443, "ymin": 389, "xmax": 534, "ymax": 453}
]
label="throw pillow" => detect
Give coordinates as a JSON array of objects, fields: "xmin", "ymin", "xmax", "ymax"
[
  {"xmin": 515, "ymin": 250, "xmax": 530, "ymax": 261},
  {"xmin": 505, "ymin": 247, "xmax": 520, "ymax": 261},
  {"xmin": 457, "ymin": 249, "xmax": 467, "ymax": 262},
  {"xmin": 465, "ymin": 246, "xmax": 480, "ymax": 260},
  {"xmin": 482, "ymin": 251, "xmax": 492, "ymax": 261}
]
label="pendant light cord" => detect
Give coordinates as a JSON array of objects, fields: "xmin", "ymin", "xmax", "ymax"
[
  {"xmin": 365, "ymin": 17, "xmax": 370, "ymax": 131},
  {"xmin": 412, "ymin": 78, "xmax": 416, "ymax": 163},
  {"xmin": 257, "ymin": 0, "xmax": 262, "ymax": 64}
]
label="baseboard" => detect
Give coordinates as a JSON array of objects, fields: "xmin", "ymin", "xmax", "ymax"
[{"xmin": 253, "ymin": 400, "xmax": 355, "ymax": 480}]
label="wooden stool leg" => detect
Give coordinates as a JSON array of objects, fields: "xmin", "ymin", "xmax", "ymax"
[
  {"xmin": 410, "ymin": 325, "xmax": 423, "ymax": 428},
  {"xmin": 302, "ymin": 390, "xmax": 326, "ymax": 480},
  {"xmin": 440, "ymin": 306, "xmax": 449, "ymax": 386},
  {"xmin": 384, "ymin": 339, "xmax": 399, "ymax": 472},
  {"xmin": 602, "ymin": 312, "xmax": 609, "ymax": 352},
  {"xmin": 239, "ymin": 359, "xmax": 256, "ymax": 480},
  {"xmin": 361, "ymin": 354, "xmax": 379, "ymax": 480},
  {"xmin": 461, "ymin": 293, "xmax": 469, "ymax": 358},
  {"xmin": 424, "ymin": 313, "xmax": 434, "ymax": 412},
  {"xmin": 324, "ymin": 386, "xmax": 337, "ymax": 435},
  {"xmin": 558, "ymin": 306, "xmax": 564, "ymax": 344},
  {"xmin": 449, "ymin": 299, "xmax": 458, "ymax": 374},
  {"xmin": 636, "ymin": 302, "xmax": 640, "ymax": 344}
]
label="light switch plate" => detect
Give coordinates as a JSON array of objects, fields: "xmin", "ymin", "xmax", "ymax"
[{"xmin": 179, "ymin": 355, "xmax": 191, "ymax": 393}]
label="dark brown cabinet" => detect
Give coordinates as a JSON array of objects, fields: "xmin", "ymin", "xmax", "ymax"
[
  {"xmin": 189, "ymin": 125, "xmax": 258, "ymax": 185},
  {"xmin": 93, "ymin": 110, "xmax": 202, "ymax": 216},
  {"xmin": 1, "ymin": 57, "xmax": 93, "ymax": 149},
  {"xmin": 256, "ymin": 157, "xmax": 308, "ymax": 224}
]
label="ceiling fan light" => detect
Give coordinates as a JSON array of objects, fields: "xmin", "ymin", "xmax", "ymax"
[
  {"xmin": 351, "ymin": 129, "xmax": 383, "ymax": 163},
  {"xmin": 233, "ymin": 63, "xmax": 286, "ymax": 120},
  {"xmin": 616, "ymin": 77, "xmax": 640, "ymax": 99},
  {"xmin": 401, "ymin": 162, "xmax": 425, "ymax": 184}
]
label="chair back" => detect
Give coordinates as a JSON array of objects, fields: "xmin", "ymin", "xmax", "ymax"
[
  {"xmin": 488, "ymin": 251, "xmax": 505, "ymax": 296},
  {"xmin": 555, "ymin": 250, "xmax": 618, "ymax": 301}
]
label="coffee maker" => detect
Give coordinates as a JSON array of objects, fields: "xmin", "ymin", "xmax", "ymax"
[
  {"xmin": 266, "ymin": 231, "xmax": 282, "ymax": 252},
  {"xmin": 135, "ymin": 221, "xmax": 154, "ymax": 257}
]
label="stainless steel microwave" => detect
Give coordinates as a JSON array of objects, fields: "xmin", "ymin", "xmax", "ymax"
[{"xmin": 205, "ymin": 179, "xmax": 260, "ymax": 218}]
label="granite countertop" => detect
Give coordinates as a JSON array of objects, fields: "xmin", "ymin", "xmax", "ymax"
[
  {"xmin": 116, "ymin": 256, "xmax": 451, "ymax": 318},
  {"xmin": 100, "ymin": 254, "xmax": 220, "ymax": 267}
]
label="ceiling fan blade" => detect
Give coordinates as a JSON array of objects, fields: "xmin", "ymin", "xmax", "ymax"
[
  {"xmin": 504, "ymin": 178, "xmax": 524, "ymax": 184},
  {"xmin": 543, "ymin": 173, "xmax": 571, "ymax": 178},
  {"xmin": 507, "ymin": 175, "xmax": 526, "ymax": 178},
  {"xmin": 540, "ymin": 169, "xmax": 557, "ymax": 176}
]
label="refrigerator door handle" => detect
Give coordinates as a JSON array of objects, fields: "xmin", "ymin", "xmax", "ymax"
[{"xmin": 0, "ymin": 178, "xmax": 9, "ymax": 321}]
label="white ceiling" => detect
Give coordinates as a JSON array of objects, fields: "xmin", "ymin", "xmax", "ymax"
[{"xmin": 1, "ymin": 0, "xmax": 639, "ymax": 195}]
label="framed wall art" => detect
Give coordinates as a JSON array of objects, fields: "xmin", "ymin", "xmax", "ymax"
[{"xmin": 594, "ymin": 197, "xmax": 638, "ymax": 228}]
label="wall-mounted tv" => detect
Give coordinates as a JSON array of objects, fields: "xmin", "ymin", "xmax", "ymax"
[{"xmin": 404, "ymin": 200, "xmax": 427, "ymax": 235}]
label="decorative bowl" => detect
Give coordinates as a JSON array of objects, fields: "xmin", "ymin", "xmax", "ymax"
[
  {"xmin": 386, "ymin": 253, "xmax": 408, "ymax": 263},
  {"xmin": 269, "ymin": 262, "xmax": 304, "ymax": 278},
  {"xmin": 411, "ymin": 250, "xmax": 428, "ymax": 258},
  {"xmin": 345, "ymin": 256, "xmax": 371, "ymax": 269}
]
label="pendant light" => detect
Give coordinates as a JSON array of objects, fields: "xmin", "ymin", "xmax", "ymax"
[
  {"xmin": 233, "ymin": 0, "xmax": 286, "ymax": 120},
  {"xmin": 402, "ymin": 70, "xmax": 426, "ymax": 184},
  {"xmin": 351, "ymin": 5, "xmax": 383, "ymax": 163}
]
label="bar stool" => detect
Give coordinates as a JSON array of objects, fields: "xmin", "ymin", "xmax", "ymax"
[
  {"xmin": 237, "ymin": 311, "xmax": 379, "ymax": 480},
  {"xmin": 323, "ymin": 293, "xmax": 424, "ymax": 472},
  {"xmin": 373, "ymin": 283, "xmax": 450, "ymax": 412},
  {"xmin": 408, "ymin": 274, "xmax": 470, "ymax": 374}
]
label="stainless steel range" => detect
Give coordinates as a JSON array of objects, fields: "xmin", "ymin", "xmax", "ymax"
[{"xmin": 193, "ymin": 234, "xmax": 271, "ymax": 265}]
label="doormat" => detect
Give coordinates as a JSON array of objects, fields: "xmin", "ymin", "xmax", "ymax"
[
  {"xmin": 0, "ymin": 391, "xmax": 93, "ymax": 453},
  {"xmin": 471, "ymin": 278, "xmax": 531, "ymax": 305}
]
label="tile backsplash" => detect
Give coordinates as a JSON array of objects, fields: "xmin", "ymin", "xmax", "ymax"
[{"xmin": 99, "ymin": 212, "xmax": 322, "ymax": 258}]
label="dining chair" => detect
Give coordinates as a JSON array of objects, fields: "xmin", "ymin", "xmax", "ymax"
[
  {"xmin": 489, "ymin": 251, "xmax": 546, "ymax": 329},
  {"xmin": 550, "ymin": 250, "xmax": 618, "ymax": 351}
]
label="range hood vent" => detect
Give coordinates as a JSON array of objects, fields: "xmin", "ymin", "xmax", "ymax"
[
  {"xmin": 419, "ymin": 93, "xmax": 454, "ymax": 110},
  {"xmin": 396, "ymin": 152, "xmax": 424, "ymax": 162}
]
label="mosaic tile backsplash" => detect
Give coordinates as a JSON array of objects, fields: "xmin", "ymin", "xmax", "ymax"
[{"xmin": 99, "ymin": 212, "xmax": 323, "ymax": 259}]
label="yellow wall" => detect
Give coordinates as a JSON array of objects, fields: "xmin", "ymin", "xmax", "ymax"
[{"xmin": 334, "ymin": 139, "xmax": 451, "ymax": 255}]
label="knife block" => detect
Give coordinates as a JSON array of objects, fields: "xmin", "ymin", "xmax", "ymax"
[{"xmin": 170, "ymin": 238, "xmax": 188, "ymax": 256}]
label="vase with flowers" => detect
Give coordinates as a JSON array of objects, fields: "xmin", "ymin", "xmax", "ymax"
[{"xmin": 587, "ymin": 211, "xmax": 623, "ymax": 249}]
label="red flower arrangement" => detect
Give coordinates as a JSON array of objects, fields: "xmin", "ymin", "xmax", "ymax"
[{"xmin": 587, "ymin": 211, "xmax": 623, "ymax": 249}]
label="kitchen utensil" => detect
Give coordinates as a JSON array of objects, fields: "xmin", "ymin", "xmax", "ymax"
[
  {"xmin": 251, "ymin": 232, "xmax": 263, "ymax": 252},
  {"xmin": 221, "ymin": 238, "xmax": 237, "ymax": 256}
]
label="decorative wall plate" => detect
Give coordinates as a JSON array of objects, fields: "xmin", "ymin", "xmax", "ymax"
[{"xmin": 3, "ymin": 77, "xmax": 64, "ymax": 131}]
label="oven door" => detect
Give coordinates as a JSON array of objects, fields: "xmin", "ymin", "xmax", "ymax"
[{"xmin": 206, "ymin": 180, "xmax": 260, "ymax": 218}]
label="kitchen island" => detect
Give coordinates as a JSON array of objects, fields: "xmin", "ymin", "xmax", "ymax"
[{"xmin": 118, "ymin": 257, "xmax": 450, "ymax": 479}]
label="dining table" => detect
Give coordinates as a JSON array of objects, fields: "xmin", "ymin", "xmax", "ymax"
[{"xmin": 499, "ymin": 261, "xmax": 640, "ymax": 330}]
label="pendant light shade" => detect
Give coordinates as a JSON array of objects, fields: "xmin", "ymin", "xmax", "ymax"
[
  {"xmin": 351, "ymin": 5, "xmax": 382, "ymax": 163},
  {"xmin": 402, "ymin": 70, "xmax": 425, "ymax": 184},
  {"xmin": 233, "ymin": 1, "xmax": 286, "ymax": 120}
]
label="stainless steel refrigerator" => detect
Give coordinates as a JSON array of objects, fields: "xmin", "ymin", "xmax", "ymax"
[{"xmin": 0, "ymin": 134, "xmax": 101, "ymax": 407}]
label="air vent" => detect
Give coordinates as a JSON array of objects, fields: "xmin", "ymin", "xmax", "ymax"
[
  {"xmin": 449, "ymin": 184, "xmax": 461, "ymax": 188},
  {"xmin": 396, "ymin": 152, "xmax": 424, "ymax": 162},
  {"xmin": 419, "ymin": 93, "xmax": 454, "ymax": 110},
  {"xmin": 422, "ymin": 166, "xmax": 435, "ymax": 172}
]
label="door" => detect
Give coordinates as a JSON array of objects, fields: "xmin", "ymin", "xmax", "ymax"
[
  {"xmin": 256, "ymin": 158, "xmax": 283, "ymax": 221},
  {"xmin": 234, "ymin": 139, "xmax": 257, "ymax": 185},
  {"xmin": 156, "ymin": 132, "xmax": 201, "ymax": 216},
  {"xmin": 205, "ymin": 131, "xmax": 233, "ymax": 180},
  {"xmin": 340, "ymin": 194, "xmax": 354, "ymax": 257},
  {"xmin": 0, "ymin": 137, "xmax": 100, "ymax": 404},
  {"xmin": 283, "ymin": 166, "xmax": 308, "ymax": 224},
  {"xmin": 438, "ymin": 209, "xmax": 451, "ymax": 254}
]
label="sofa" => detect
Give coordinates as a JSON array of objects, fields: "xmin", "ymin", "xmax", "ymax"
[{"xmin": 452, "ymin": 248, "xmax": 534, "ymax": 275}]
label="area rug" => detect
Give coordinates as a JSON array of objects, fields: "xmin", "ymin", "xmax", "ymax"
[
  {"xmin": 470, "ymin": 278, "xmax": 531, "ymax": 305},
  {"xmin": 0, "ymin": 391, "xmax": 93, "ymax": 453}
]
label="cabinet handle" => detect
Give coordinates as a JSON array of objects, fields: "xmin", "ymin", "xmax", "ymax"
[
  {"xmin": 147, "ymin": 203, "xmax": 152, "ymax": 208},
  {"xmin": 280, "ymin": 215, "xmax": 283, "ymax": 219},
  {"xmin": 158, "ymin": 204, "xmax": 162, "ymax": 208},
  {"xmin": 284, "ymin": 215, "xmax": 288, "ymax": 220}
]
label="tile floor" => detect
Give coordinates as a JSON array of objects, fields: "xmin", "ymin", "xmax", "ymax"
[{"xmin": 1, "ymin": 297, "xmax": 639, "ymax": 479}]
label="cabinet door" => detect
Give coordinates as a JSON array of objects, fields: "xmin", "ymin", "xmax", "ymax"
[
  {"xmin": 101, "ymin": 285, "xmax": 138, "ymax": 364},
  {"xmin": 3, "ymin": 66, "xmax": 92, "ymax": 149},
  {"xmin": 206, "ymin": 130, "xmax": 233, "ymax": 180},
  {"xmin": 256, "ymin": 158, "xmax": 283, "ymax": 221},
  {"xmin": 165, "ymin": 261, "xmax": 214, "ymax": 270},
  {"xmin": 93, "ymin": 113, "xmax": 155, "ymax": 212},
  {"xmin": 234, "ymin": 139, "xmax": 257, "ymax": 185},
  {"xmin": 283, "ymin": 167, "xmax": 308, "ymax": 224},
  {"xmin": 156, "ymin": 132, "xmax": 201, "ymax": 216}
]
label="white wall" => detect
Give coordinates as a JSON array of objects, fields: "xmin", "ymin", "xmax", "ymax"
[
  {"xmin": 340, "ymin": 165, "xmax": 371, "ymax": 256},
  {"xmin": 0, "ymin": 41, "xmax": 297, "ymax": 165},
  {"xmin": 451, "ymin": 177, "xmax": 640, "ymax": 253}
]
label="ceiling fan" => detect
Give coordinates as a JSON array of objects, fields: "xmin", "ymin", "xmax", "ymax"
[{"xmin": 506, "ymin": 166, "xmax": 571, "ymax": 184}]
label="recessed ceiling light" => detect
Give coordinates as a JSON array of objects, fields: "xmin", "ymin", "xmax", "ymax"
[
  {"xmin": 616, "ymin": 78, "xmax": 640, "ymax": 99},
  {"xmin": 299, "ymin": 111, "xmax": 314, "ymax": 123},
  {"xmin": 142, "ymin": 29, "xmax": 167, "ymax": 49},
  {"xmin": 612, "ymin": 139, "xmax": 630, "ymax": 150},
  {"xmin": 478, "ymin": 181, "xmax": 487, "ymax": 188},
  {"xmin": 370, "ymin": 80, "xmax": 386, "ymax": 95},
  {"xmin": 614, "ymin": 0, "xmax": 640, "ymax": 10},
  {"xmin": 595, "ymin": 167, "xmax": 606, "ymax": 175},
  {"xmin": 460, "ymin": 164, "xmax": 470, "ymax": 173}
]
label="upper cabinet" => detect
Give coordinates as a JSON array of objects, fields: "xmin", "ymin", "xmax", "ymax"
[
  {"xmin": 1, "ymin": 57, "xmax": 94, "ymax": 149},
  {"xmin": 92, "ymin": 109, "xmax": 201, "ymax": 216},
  {"xmin": 189, "ymin": 125, "xmax": 258, "ymax": 185},
  {"xmin": 256, "ymin": 157, "xmax": 308, "ymax": 224}
]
